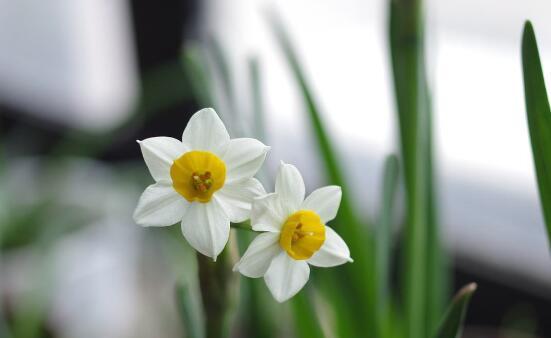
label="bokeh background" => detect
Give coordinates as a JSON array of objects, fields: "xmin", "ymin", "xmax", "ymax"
[{"xmin": 1, "ymin": 0, "xmax": 551, "ymax": 337}]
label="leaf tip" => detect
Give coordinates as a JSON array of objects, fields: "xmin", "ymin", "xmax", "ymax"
[
  {"xmin": 523, "ymin": 20, "xmax": 534, "ymax": 35},
  {"xmin": 522, "ymin": 20, "xmax": 536, "ymax": 49},
  {"xmin": 454, "ymin": 282, "xmax": 477, "ymax": 301}
]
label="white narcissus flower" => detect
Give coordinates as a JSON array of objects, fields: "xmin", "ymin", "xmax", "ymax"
[
  {"xmin": 233, "ymin": 162, "xmax": 352, "ymax": 302},
  {"xmin": 133, "ymin": 108, "xmax": 269, "ymax": 260}
]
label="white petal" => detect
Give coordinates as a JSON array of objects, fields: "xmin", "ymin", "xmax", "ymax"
[
  {"xmin": 215, "ymin": 178, "xmax": 266, "ymax": 223},
  {"xmin": 223, "ymin": 138, "xmax": 270, "ymax": 183},
  {"xmin": 133, "ymin": 183, "xmax": 188, "ymax": 227},
  {"xmin": 301, "ymin": 186, "xmax": 342, "ymax": 223},
  {"xmin": 264, "ymin": 252, "xmax": 310, "ymax": 302},
  {"xmin": 308, "ymin": 226, "xmax": 352, "ymax": 267},
  {"xmin": 251, "ymin": 193, "xmax": 286, "ymax": 232},
  {"xmin": 138, "ymin": 137, "xmax": 186, "ymax": 182},
  {"xmin": 181, "ymin": 198, "xmax": 230, "ymax": 260},
  {"xmin": 275, "ymin": 162, "xmax": 305, "ymax": 215},
  {"xmin": 181, "ymin": 108, "xmax": 230, "ymax": 155},
  {"xmin": 233, "ymin": 233, "xmax": 280, "ymax": 278}
]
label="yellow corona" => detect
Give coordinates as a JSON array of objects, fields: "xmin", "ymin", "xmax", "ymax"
[
  {"xmin": 170, "ymin": 150, "xmax": 226, "ymax": 203},
  {"xmin": 279, "ymin": 210, "xmax": 326, "ymax": 260}
]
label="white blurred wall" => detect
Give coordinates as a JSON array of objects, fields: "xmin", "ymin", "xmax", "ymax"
[{"xmin": 0, "ymin": 0, "xmax": 138, "ymax": 131}]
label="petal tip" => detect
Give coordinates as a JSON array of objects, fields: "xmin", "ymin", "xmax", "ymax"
[
  {"xmin": 272, "ymin": 290, "xmax": 295, "ymax": 303},
  {"xmin": 197, "ymin": 107, "xmax": 217, "ymax": 117}
]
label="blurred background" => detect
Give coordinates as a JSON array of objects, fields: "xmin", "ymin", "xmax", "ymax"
[{"xmin": 1, "ymin": 0, "xmax": 551, "ymax": 337}]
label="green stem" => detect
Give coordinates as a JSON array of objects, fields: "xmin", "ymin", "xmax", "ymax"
[
  {"xmin": 197, "ymin": 238, "xmax": 238, "ymax": 338},
  {"xmin": 230, "ymin": 221, "xmax": 254, "ymax": 232}
]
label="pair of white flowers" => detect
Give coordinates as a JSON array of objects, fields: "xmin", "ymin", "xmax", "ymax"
[{"xmin": 133, "ymin": 108, "xmax": 352, "ymax": 302}]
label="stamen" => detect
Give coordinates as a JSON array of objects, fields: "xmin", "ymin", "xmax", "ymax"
[
  {"xmin": 279, "ymin": 210, "xmax": 326, "ymax": 260},
  {"xmin": 171, "ymin": 150, "xmax": 226, "ymax": 203},
  {"xmin": 192, "ymin": 171, "xmax": 213, "ymax": 192},
  {"xmin": 291, "ymin": 223, "xmax": 315, "ymax": 243}
]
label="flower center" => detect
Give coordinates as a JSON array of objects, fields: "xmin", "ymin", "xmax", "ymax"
[
  {"xmin": 279, "ymin": 210, "xmax": 325, "ymax": 260},
  {"xmin": 170, "ymin": 150, "xmax": 226, "ymax": 203}
]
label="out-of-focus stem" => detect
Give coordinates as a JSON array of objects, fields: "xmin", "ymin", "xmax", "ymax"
[
  {"xmin": 197, "ymin": 234, "xmax": 239, "ymax": 338},
  {"xmin": 230, "ymin": 221, "xmax": 253, "ymax": 232}
]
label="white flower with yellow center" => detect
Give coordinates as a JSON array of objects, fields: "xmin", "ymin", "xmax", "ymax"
[
  {"xmin": 133, "ymin": 108, "xmax": 269, "ymax": 260},
  {"xmin": 233, "ymin": 162, "xmax": 352, "ymax": 302}
]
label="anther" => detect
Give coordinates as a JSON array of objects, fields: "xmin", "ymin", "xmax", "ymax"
[
  {"xmin": 191, "ymin": 171, "xmax": 213, "ymax": 192},
  {"xmin": 291, "ymin": 223, "xmax": 315, "ymax": 243}
]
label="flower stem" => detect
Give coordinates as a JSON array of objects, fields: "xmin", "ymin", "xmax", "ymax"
[
  {"xmin": 197, "ymin": 234, "xmax": 239, "ymax": 338},
  {"xmin": 230, "ymin": 221, "xmax": 254, "ymax": 232}
]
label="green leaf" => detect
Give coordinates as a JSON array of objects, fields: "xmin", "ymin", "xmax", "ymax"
[
  {"xmin": 291, "ymin": 290, "xmax": 326, "ymax": 338},
  {"xmin": 247, "ymin": 57, "xmax": 271, "ymax": 185},
  {"xmin": 522, "ymin": 20, "xmax": 551, "ymax": 246},
  {"xmin": 248, "ymin": 58, "xmax": 267, "ymax": 143},
  {"xmin": 433, "ymin": 283, "xmax": 477, "ymax": 338},
  {"xmin": 268, "ymin": 11, "xmax": 377, "ymax": 337},
  {"xmin": 205, "ymin": 38, "xmax": 243, "ymax": 136},
  {"xmin": 176, "ymin": 281, "xmax": 205, "ymax": 338},
  {"xmin": 425, "ymin": 106, "xmax": 449, "ymax": 335},
  {"xmin": 182, "ymin": 46, "xmax": 216, "ymax": 108},
  {"xmin": 375, "ymin": 155, "xmax": 399, "ymax": 337},
  {"xmin": 388, "ymin": 0, "xmax": 447, "ymax": 336},
  {"xmin": 206, "ymin": 37, "xmax": 236, "ymax": 112}
]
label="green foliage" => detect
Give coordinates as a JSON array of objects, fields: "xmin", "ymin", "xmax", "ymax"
[
  {"xmin": 268, "ymin": 11, "xmax": 379, "ymax": 338},
  {"xmin": 176, "ymin": 282, "xmax": 206, "ymax": 338},
  {"xmin": 375, "ymin": 155, "xmax": 399, "ymax": 337},
  {"xmin": 388, "ymin": 0, "xmax": 447, "ymax": 336},
  {"xmin": 521, "ymin": 21, "xmax": 551, "ymax": 247},
  {"xmin": 433, "ymin": 283, "xmax": 477, "ymax": 338},
  {"xmin": 291, "ymin": 290, "xmax": 326, "ymax": 338}
]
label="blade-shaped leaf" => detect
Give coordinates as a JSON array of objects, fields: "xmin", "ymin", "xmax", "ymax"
[
  {"xmin": 388, "ymin": 0, "xmax": 447, "ymax": 336},
  {"xmin": 182, "ymin": 46, "xmax": 216, "ymax": 108},
  {"xmin": 205, "ymin": 37, "xmax": 243, "ymax": 136},
  {"xmin": 433, "ymin": 283, "xmax": 477, "ymax": 338},
  {"xmin": 291, "ymin": 290, "xmax": 326, "ymax": 338},
  {"xmin": 375, "ymin": 155, "xmax": 399, "ymax": 337},
  {"xmin": 176, "ymin": 281, "xmax": 205, "ymax": 338},
  {"xmin": 249, "ymin": 58, "xmax": 267, "ymax": 143},
  {"xmin": 268, "ymin": 11, "xmax": 377, "ymax": 337},
  {"xmin": 522, "ymin": 20, "xmax": 551, "ymax": 246}
]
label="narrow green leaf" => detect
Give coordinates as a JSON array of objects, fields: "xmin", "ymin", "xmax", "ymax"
[
  {"xmin": 182, "ymin": 46, "xmax": 216, "ymax": 108},
  {"xmin": 388, "ymin": 0, "xmax": 446, "ymax": 336},
  {"xmin": 268, "ymin": 11, "xmax": 377, "ymax": 337},
  {"xmin": 205, "ymin": 38, "xmax": 243, "ymax": 136},
  {"xmin": 425, "ymin": 107, "xmax": 449, "ymax": 334},
  {"xmin": 522, "ymin": 21, "xmax": 551, "ymax": 246},
  {"xmin": 375, "ymin": 154, "xmax": 399, "ymax": 337},
  {"xmin": 241, "ymin": 280, "xmax": 279, "ymax": 338},
  {"xmin": 291, "ymin": 290, "xmax": 326, "ymax": 338},
  {"xmin": 206, "ymin": 37, "xmax": 236, "ymax": 112},
  {"xmin": 433, "ymin": 283, "xmax": 477, "ymax": 338},
  {"xmin": 248, "ymin": 58, "xmax": 267, "ymax": 143},
  {"xmin": 176, "ymin": 282, "xmax": 205, "ymax": 338},
  {"xmin": 247, "ymin": 57, "xmax": 271, "ymax": 185}
]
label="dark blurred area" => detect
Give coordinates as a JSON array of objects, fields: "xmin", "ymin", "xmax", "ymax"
[{"xmin": 1, "ymin": 0, "xmax": 200, "ymax": 162}]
